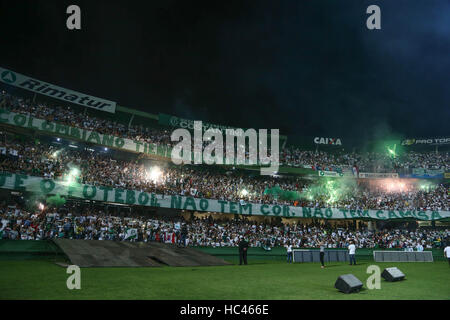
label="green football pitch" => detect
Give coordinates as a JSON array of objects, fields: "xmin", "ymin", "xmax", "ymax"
[{"xmin": 1, "ymin": 258, "xmax": 449, "ymax": 300}]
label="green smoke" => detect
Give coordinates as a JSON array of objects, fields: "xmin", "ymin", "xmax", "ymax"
[
  {"xmin": 263, "ymin": 186, "xmax": 301, "ymax": 201},
  {"xmin": 264, "ymin": 177, "xmax": 358, "ymax": 204},
  {"xmin": 46, "ymin": 194, "xmax": 67, "ymax": 207},
  {"xmin": 299, "ymin": 177, "xmax": 357, "ymax": 204}
]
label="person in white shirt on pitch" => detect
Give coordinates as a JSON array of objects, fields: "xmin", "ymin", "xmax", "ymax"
[
  {"xmin": 286, "ymin": 242, "xmax": 293, "ymax": 263},
  {"xmin": 348, "ymin": 241, "xmax": 356, "ymax": 265},
  {"xmin": 444, "ymin": 245, "xmax": 450, "ymax": 266}
]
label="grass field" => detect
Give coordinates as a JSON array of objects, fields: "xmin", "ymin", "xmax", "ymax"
[{"xmin": 1, "ymin": 258, "xmax": 449, "ymax": 300}]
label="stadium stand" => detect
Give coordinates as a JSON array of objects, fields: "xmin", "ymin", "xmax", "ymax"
[
  {"xmin": 0, "ymin": 88, "xmax": 448, "ymax": 256},
  {"xmin": 0, "ymin": 133, "xmax": 448, "ymax": 210},
  {"xmin": 1, "ymin": 90, "xmax": 449, "ymax": 172}
]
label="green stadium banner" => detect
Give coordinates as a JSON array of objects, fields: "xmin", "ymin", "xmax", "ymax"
[
  {"xmin": 158, "ymin": 113, "xmax": 287, "ymax": 140},
  {"xmin": 0, "ymin": 108, "xmax": 172, "ymax": 158},
  {"xmin": 0, "ymin": 172, "xmax": 449, "ymax": 221},
  {"xmin": 159, "ymin": 113, "xmax": 246, "ymax": 136},
  {"xmin": 0, "ymin": 108, "xmax": 284, "ymax": 166}
]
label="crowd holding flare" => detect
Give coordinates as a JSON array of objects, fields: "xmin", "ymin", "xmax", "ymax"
[
  {"xmin": 147, "ymin": 166, "xmax": 163, "ymax": 183},
  {"xmin": 368, "ymin": 178, "xmax": 428, "ymax": 194},
  {"xmin": 0, "ymin": 133, "xmax": 448, "ymax": 211}
]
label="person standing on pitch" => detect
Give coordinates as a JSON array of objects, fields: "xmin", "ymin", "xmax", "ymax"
[
  {"xmin": 348, "ymin": 241, "xmax": 356, "ymax": 265},
  {"xmin": 239, "ymin": 236, "xmax": 249, "ymax": 265},
  {"xmin": 444, "ymin": 244, "xmax": 450, "ymax": 266},
  {"xmin": 319, "ymin": 241, "xmax": 325, "ymax": 268},
  {"xmin": 180, "ymin": 223, "xmax": 188, "ymax": 248},
  {"xmin": 286, "ymin": 241, "xmax": 293, "ymax": 263}
]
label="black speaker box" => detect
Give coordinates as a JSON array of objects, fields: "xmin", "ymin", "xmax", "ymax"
[
  {"xmin": 381, "ymin": 267, "xmax": 405, "ymax": 282},
  {"xmin": 334, "ymin": 274, "xmax": 363, "ymax": 293}
]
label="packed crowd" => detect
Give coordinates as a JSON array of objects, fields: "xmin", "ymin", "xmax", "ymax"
[
  {"xmin": 281, "ymin": 148, "xmax": 450, "ymax": 172},
  {"xmin": 0, "ymin": 91, "xmax": 174, "ymax": 147},
  {"xmin": 0, "ymin": 203, "xmax": 448, "ymax": 250},
  {"xmin": 0, "ymin": 134, "xmax": 448, "ymax": 211},
  {"xmin": 1, "ymin": 90, "xmax": 449, "ymax": 171}
]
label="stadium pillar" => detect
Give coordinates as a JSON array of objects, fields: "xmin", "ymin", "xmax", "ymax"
[{"xmin": 368, "ymin": 221, "xmax": 375, "ymax": 231}]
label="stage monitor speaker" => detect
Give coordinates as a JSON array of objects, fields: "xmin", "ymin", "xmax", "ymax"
[
  {"xmin": 334, "ymin": 274, "xmax": 363, "ymax": 293},
  {"xmin": 381, "ymin": 267, "xmax": 405, "ymax": 282}
]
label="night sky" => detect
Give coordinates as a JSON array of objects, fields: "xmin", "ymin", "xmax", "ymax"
[{"xmin": 0, "ymin": 0, "xmax": 449, "ymax": 143}]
